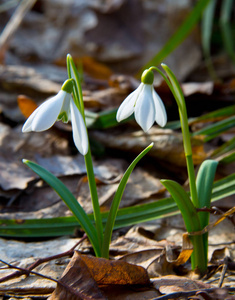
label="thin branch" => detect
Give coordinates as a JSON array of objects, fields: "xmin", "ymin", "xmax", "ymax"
[
  {"xmin": 218, "ymin": 257, "xmax": 229, "ymax": 288},
  {"xmin": 0, "ymin": 234, "xmax": 87, "ymax": 284},
  {"xmin": 0, "ymin": 259, "xmax": 90, "ymax": 299}
]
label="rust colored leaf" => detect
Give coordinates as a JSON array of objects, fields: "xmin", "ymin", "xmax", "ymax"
[
  {"xmin": 48, "ymin": 251, "xmax": 106, "ymax": 300},
  {"xmin": 17, "ymin": 95, "xmax": 38, "ymax": 118},
  {"xmin": 80, "ymin": 254, "xmax": 150, "ymax": 286},
  {"xmin": 49, "ymin": 251, "xmax": 150, "ymax": 299}
]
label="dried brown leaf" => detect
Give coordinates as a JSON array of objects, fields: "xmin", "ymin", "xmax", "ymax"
[
  {"xmin": 80, "ymin": 254, "xmax": 150, "ymax": 286},
  {"xmin": 170, "ymin": 233, "xmax": 193, "ymax": 266},
  {"xmin": 49, "ymin": 251, "xmax": 106, "ymax": 300},
  {"xmin": 49, "ymin": 251, "xmax": 150, "ymax": 299}
]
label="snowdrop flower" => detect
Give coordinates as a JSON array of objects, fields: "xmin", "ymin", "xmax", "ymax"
[
  {"xmin": 22, "ymin": 79, "xmax": 88, "ymax": 155},
  {"xmin": 116, "ymin": 69, "xmax": 167, "ymax": 132}
]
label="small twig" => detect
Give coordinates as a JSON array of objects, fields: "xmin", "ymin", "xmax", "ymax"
[
  {"xmin": 151, "ymin": 287, "xmax": 235, "ymax": 300},
  {"xmin": 0, "ymin": 234, "xmax": 87, "ymax": 284},
  {"xmin": 0, "ymin": 259, "xmax": 91, "ymax": 299},
  {"xmin": 28, "ymin": 234, "xmax": 87, "ymax": 272},
  {"xmin": 218, "ymin": 257, "xmax": 229, "ymax": 288},
  {"xmin": 196, "ymin": 206, "xmax": 225, "ymax": 214}
]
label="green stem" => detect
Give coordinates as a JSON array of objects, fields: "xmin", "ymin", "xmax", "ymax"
[
  {"xmin": 186, "ymin": 155, "xmax": 199, "ymax": 208},
  {"xmin": 190, "ymin": 235, "xmax": 207, "ymax": 273},
  {"xmin": 155, "ymin": 64, "xmax": 209, "ymax": 273},
  {"xmin": 84, "ymin": 147, "xmax": 103, "ymax": 250}
]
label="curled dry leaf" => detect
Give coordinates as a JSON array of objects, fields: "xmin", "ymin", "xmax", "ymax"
[
  {"xmin": 49, "ymin": 251, "xmax": 106, "ymax": 300},
  {"xmin": 167, "ymin": 233, "xmax": 193, "ymax": 267},
  {"xmin": 49, "ymin": 251, "xmax": 150, "ymax": 300}
]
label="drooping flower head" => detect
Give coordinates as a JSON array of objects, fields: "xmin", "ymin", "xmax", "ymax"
[
  {"xmin": 22, "ymin": 79, "xmax": 88, "ymax": 155},
  {"xmin": 116, "ymin": 69, "xmax": 167, "ymax": 132}
]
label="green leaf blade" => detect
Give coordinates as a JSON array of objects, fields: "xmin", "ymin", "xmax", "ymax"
[
  {"xmin": 23, "ymin": 159, "xmax": 101, "ymax": 256},
  {"xmin": 102, "ymin": 143, "xmax": 154, "ymax": 258}
]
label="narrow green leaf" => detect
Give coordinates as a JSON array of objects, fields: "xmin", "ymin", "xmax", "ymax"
[
  {"xmin": 219, "ymin": 151, "xmax": 235, "ymax": 164},
  {"xmin": 196, "ymin": 159, "xmax": 218, "ymax": 227},
  {"xmin": 161, "ymin": 179, "xmax": 208, "ymax": 273},
  {"xmin": 196, "ymin": 159, "xmax": 218, "ymax": 265},
  {"xmin": 201, "ymin": 0, "xmax": 218, "ymax": 78},
  {"xmin": 220, "ymin": 0, "xmax": 235, "ymax": 65},
  {"xmin": 102, "ymin": 143, "xmax": 154, "ymax": 258},
  {"xmin": 160, "ymin": 179, "xmax": 200, "ymax": 232},
  {"xmin": 0, "ymin": 173, "xmax": 234, "ymax": 238},
  {"xmin": 211, "ymin": 137, "xmax": 235, "ymax": 158},
  {"xmin": 192, "ymin": 115, "xmax": 235, "ymax": 141},
  {"xmin": 23, "ymin": 159, "xmax": 101, "ymax": 256}
]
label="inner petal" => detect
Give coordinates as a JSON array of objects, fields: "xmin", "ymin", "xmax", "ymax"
[
  {"xmin": 134, "ymin": 84, "xmax": 155, "ymax": 132},
  {"xmin": 152, "ymin": 88, "xmax": 167, "ymax": 127}
]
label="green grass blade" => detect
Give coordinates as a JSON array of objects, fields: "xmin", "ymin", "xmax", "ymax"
[
  {"xmin": 0, "ymin": 173, "xmax": 234, "ymax": 238},
  {"xmin": 196, "ymin": 160, "xmax": 218, "ymax": 260},
  {"xmin": 212, "ymin": 173, "xmax": 235, "ymax": 200},
  {"xmin": 23, "ymin": 159, "xmax": 101, "ymax": 256},
  {"xmin": 191, "ymin": 115, "xmax": 235, "ymax": 141},
  {"xmin": 191, "ymin": 105, "xmax": 235, "ymax": 124},
  {"xmin": 211, "ymin": 137, "xmax": 235, "ymax": 158},
  {"xmin": 160, "ymin": 179, "xmax": 200, "ymax": 232},
  {"xmin": 136, "ymin": 0, "xmax": 210, "ymax": 77},
  {"xmin": 196, "ymin": 160, "xmax": 218, "ymax": 220},
  {"xmin": 160, "ymin": 179, "xmax": 207, "ymax": 273},
  {"xmin": 219, "ymin": 150, "xmax": 235, "ymax": 165},
  {"xmin": 220, "ymin": 0, "xmax": 235, "ymax": 65},
  {"xmin": 201, "ymin": 0, "xmax": 217, "ymax": 79},
  {"xmin": 101, "ymin": 143, "xmax": 153, "ymax": 258}
]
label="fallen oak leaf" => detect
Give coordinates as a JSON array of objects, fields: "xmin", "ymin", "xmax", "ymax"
[
  {"xmin": 48, "ymin": 251, "xmax": 106, "ymax": 300},
  {"xmin": 49, "ymin": 251, "xmax": 150, "ymax": 300},
  {"xmin": 80, "ymin": 253, "xmax": 150, "ymax": 286}
]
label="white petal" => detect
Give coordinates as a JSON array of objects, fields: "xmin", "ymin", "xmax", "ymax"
[
  {"xmin": 152, "ymin": 88, "xmax": 167, "ymax": 127},
  {"xmin": 31, "ymin": 91, "xmax": 65, "ymax": 132},
  {"xmin": 22, "ymin": 106, "xmax": 41, "ymax": 132},
  {"xmin": 70, "ymin": 100, "xmax": 88, "ymax": 155},
  {"xmin": 134, "ymin": 84, "xmax": 155, "ymax": 132},
  {"xmin": 116, "ymin": 83, "xmax": 144, "ymax": 122}
]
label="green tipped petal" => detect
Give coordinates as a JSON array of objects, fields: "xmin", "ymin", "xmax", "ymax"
[{"xmin": 61, "ymin": 78, "xmax": 74, "ymax": 94}]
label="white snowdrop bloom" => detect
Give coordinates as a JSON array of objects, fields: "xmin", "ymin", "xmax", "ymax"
[
  {"xmin": 22, "ymin": 79, "xmax": 88, "ymax": 155},
  {"xmin": 116, "ymin": 69, "xmax": 167, "ymax": 132}
]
